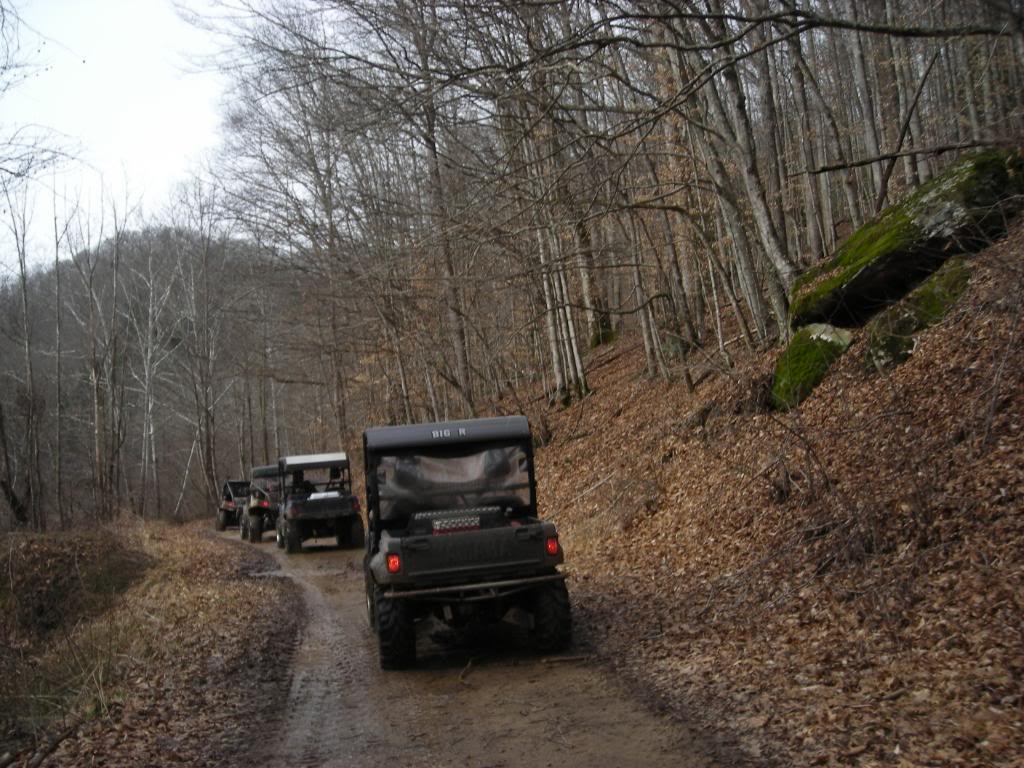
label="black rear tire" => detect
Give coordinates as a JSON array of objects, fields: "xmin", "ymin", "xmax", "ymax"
[
  {"xmin": 215, "ymin": 510, "xmax": 226, "ymax": 532},
  {"xmin": 375, "ymin": 587, "xmax": 414, "ymax": 669},
  {"xmin": 341, "ymin": 516, "xmax": 365, "ymax": 550},
  {"xmin": 532, "ymin": 580, "xmax": 571, "ymax": 654},
  {"xmin": 249, "ymin": 515, "xmax": 262, "ymax": 543},
  {"xmin": 364, "ymin": 577, "xmax": 376, "ymax": 629},
  {"xmin": 285, "ymin": 521, "xmax": 302, "ymax": 554}
]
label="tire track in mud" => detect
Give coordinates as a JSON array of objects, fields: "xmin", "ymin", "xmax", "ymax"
[{"xmin": 234, "ymin": 537, "xmax": 749, "ymax": 768}]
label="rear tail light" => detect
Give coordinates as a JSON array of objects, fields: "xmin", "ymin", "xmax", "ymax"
[
  {"xmin": 259, "ymin": 500, "xmax": 270, "ymax": 508},
  {"xmin": 386, "ymin": 553, "xmax": 401, "ymax": 574},
  {"xmin": 226, "ymin": 501, "xmax": 235, "ymax": 508},
  {"xmin": 545, "ymin": 537, "xmax": 560, "ymax": 556}
]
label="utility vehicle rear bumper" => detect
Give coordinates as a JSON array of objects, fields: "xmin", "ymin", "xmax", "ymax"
[
  {"xmin": 379, "ymin": 572, "xmax": 566, "ymax": 601},
  {"xmin": 288, "ymin": 510, "xmax": 356, "ymax": 522}
]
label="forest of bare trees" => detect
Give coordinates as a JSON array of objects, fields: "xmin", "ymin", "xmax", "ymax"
[{"xmin": 2, "ymin": 0, "xmax": 1022, "ymax": 530}]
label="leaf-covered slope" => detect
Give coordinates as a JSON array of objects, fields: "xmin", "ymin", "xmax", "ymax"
[
  {"xmin": 1, "ymin": 522, "xmax": 301, "ymax": 767},
  {"xmin": 528, "ymin": 220, "xmax": 1024, "ymax": 766}
]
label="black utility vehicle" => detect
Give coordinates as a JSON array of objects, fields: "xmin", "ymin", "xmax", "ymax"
[
  {"xmin": 216, "ymin": 480, "xmax": 250, "ymax": 531},
  {"xmin": 244, "ymin": 464, "xmax": 280, "ymax": 543},
  {"xmin": 363, "ymin": 415, "xmax": 570, "ymax": 669},
  {"xmin": 274, "ymin": 453, "xmax": 364, "ymax": 554}
]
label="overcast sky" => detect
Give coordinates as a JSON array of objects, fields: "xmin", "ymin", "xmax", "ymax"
[{"xmin": 3, "ymin": 0, "xmax": 229, "ymax": 260}]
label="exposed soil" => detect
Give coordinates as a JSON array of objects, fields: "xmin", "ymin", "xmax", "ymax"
[{"xmin": 238, "ymin": 535, "xmax": 754, "ymax": 768}]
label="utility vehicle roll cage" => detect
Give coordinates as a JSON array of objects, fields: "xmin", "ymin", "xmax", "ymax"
[
  {"xmin": 362, "ymin": 416, "xmax": 538, "ymax": 532},
  {"xmin": 277, "ymin": 452, "xmax": 351, "ymax": 493},
  {"xmin": 223, "ymin": 480, "xmax": 250, "ymax": 500},
  {"xmin": 250, "ymin": 464, "xmax": 280, "ymax": 501}
]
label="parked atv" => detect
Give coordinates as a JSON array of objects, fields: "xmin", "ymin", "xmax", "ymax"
[
  {"xmin": 216, "ymin": 480, "xmax": 250, "ymax": 531},
  {"xmin": 245, "ymin": 464, "xmax": 280, "ymax": 543},
  {"xmin": 275, "ymin": 453, "xmax": 363, "ymax": 554},
  {"xmin": 363, "ymin": 416, "xmax": 570, "ymax": 669}
]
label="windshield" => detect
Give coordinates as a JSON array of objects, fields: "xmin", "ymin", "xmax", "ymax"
[
  {"xmin": 228, "ymin": 481, "xmax": 250, "ymax": 497},
  {"xmin": 251, "ymin": 477, "xmax": 281, "ymax": 503},
  {"xmin": 376, "ymin": 444, "xmax": 531, "ymax": 520},
  {"xmin": 286, "ymin": 466, "xmax": 351, "ymax": 498}
]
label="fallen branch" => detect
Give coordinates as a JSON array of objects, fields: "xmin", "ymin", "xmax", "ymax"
[
  {"xmin": 873, "ymin": 50, "xmax": 940, "ymax": 215},
  {"xmin": 27, "ymin": 715, "xmax": 82, "ymax": 768},
  {"xmin": 570, "ymin": 476, "xmax": 613, "ymax": 505},
  {"xmin": 458, "ymin": 658, "xmax": 474, "ymax": 685},
  {"xmin": 800, "ymin": 140, "xmax": 1005, "ymax": 176}
]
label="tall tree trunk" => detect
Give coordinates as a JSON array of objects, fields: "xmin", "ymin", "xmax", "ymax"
[
  {"xmin": 52, "ymin": 212, "xmax": 64, "ymax": 528},
  {"xmin": 414, "ymin": 19, "xmax": 474, "ymax": 417},
  {"xmin": 0, "ymin": 404, "xmax": 28, "ymax": 525},
  {"xmin": 534, "ymin": 223, "xmax": 568, "ymax": 402},
  {"xmin": 697, "ymin": 9, "xmax": 797, "ymax": 290},
  {"xmin": 845, "ymin": 0, "xmax": 885, "ymax": 195},
  {"xmin": 787, "ymin": 35, "xmax": 825, "ymax": 262},
  {"xmin": 795, "ymin": 37, "xmax": 864, "ymax": 229},
  {"xmin": 4, "ymin": 184, "xmax": 44, "ymax": 530}
]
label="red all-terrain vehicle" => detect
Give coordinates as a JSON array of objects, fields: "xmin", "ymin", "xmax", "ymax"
[{"xmin": 216, "ymin": 480, "xmax": 250, "ymax": 531}]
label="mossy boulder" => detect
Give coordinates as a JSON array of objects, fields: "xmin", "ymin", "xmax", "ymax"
[
  {"xmin": 864, "ymin": 257, "xmax": 971, "ymax": 371},
  {"xmin": 790, "ymin": 150, "xmax": 1023, "ymax": 329},
  {"xmin": 770, "ymin": 323, "xmax": 853, "ymax": 411}
]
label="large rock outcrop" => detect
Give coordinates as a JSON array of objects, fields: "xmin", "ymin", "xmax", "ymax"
[
  {"xmin": 863, "ymin": 257, "xmax": 972, "ymax": 371},
  {"xmin": 789, "ymin": 150, "xmax": 1023, "ymax": 329}
]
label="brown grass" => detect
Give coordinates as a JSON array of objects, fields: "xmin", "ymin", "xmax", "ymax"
[{"xmin": 1, "ymin": 518, "xmax": 300, "ymax": 766}]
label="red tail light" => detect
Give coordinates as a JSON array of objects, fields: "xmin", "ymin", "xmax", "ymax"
[
  {"xmin": 226, "ymin": 501, "xmax": 235, "ymax": 508},
  {"xmin": 386, "ymin": 553, "xmax": 401, "ymax": 574},
  {"xmin": 545, "ymin": 537, "xmax": 560, "ymax": 556},
  {"xmin": 259, "ymin": 500, "xmax": 270, "ymax": 508}
]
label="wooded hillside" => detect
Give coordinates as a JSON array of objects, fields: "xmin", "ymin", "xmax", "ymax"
[
  {"xmin": 1, "ymin": 3, "xmax": 1023, "ymax": 765},
  {"xmin": 2, "ymin": 1, "xmax": 1022, "ymax": 531}
]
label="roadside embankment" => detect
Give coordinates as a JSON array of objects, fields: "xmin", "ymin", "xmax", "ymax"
[
  {"xmin": 531, "ymin": 220, "xmax": 1024, "ymax": 766},
  {"xmin": 1, "ymin": 518, "xmax": 300, "ymax": 767}
]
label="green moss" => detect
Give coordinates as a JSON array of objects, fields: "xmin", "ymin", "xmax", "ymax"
[
  {"xmin": 912, "ymin": 257, "xmax": 971, "ymax": 323},
  {"xmin": 789, "ymin": 150, "xmax": 1023, "ymax": 329},
  {"xmin": 864, "ymin": 258, "xmax": 972, "ymax": 370},
  {"xmin": 789, "ymin": 209, "xmax": 919, "ymax": 324},
  {"xmin": 770, "ymin": 323, "xmax": 853, "ymax": 411}
]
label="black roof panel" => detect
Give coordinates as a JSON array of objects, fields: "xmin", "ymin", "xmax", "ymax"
[
  {"xmin": 280, "ymin": 452, "xmax": 349, "ymax": 472},
  {"xmin": 363, "ymin": 415, "xmax": 530, "ymax": 453}
]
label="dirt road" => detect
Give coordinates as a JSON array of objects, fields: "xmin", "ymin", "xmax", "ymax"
[{"xmin": 231, "ymin": 535, "xmax": 747, "ymax": 768}]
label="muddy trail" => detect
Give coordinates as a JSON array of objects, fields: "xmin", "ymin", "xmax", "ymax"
[{"xmin": 226, "ymin": 533, "xmax": 749, "ymax": 768}]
